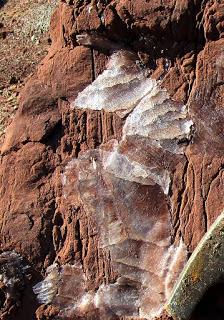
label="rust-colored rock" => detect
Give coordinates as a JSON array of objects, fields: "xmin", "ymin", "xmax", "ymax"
[{"xmin": 0, "ymin": 0, "xmax": 223, "ymax": 319}]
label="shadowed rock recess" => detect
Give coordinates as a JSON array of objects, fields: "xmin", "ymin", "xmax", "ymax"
[{"xmin": 0, "ymin": 0, "xmax": 223, "ymax": 319}]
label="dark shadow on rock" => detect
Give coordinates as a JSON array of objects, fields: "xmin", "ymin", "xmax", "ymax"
[
  {"xmin": 190, "ymin": 281, "xmax": 224, "ymax": 320},
  {"xmin": 0, "ymin": 0, "xmax": 8, "ymax": 9}
]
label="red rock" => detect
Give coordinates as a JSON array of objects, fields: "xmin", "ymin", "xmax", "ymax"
[{"xmin": 0, "ymin": 0, "xmax": 223, "ymax": 319}]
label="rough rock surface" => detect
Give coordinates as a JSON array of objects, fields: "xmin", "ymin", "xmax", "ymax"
[
  {"xmin": 0, "ymin": 0, "xmax": 59, "ymax": 141},
  {"xmin": 0, "ymin": 0, "xmax": 223, "ymax": 319}
]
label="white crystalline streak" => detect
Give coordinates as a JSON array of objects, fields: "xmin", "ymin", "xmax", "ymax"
[
  {"xmin": 164, "ymin": 239, "xmax": 188, "ymax": 298},
  {"xmin": 138, "ymin": 239, "xmax": 188, "ymax": 320}
]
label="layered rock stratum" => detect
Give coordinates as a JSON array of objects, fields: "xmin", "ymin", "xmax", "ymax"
[{"xmin": 0, "ymin": 0, "xmax": 223, "ymax": 319}]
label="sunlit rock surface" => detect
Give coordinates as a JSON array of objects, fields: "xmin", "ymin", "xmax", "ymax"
[{"xmin": 0, "ymin": 1, "xmax": 223, "ymax": 319}]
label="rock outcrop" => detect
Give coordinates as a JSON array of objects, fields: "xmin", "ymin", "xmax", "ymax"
[{"xmin": 0, "ymin": 0, "xmax": 223, "ymax": 319}]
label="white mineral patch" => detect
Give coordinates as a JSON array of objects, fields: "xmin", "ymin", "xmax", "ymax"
[
  {"xmin": 108, "ymin": 220, "xmax": 127, "ymax": 245},
  {"xmin": 91, "ymin": 157, "xmax": 97, "ymax": 170},
  {"xmin": 58, "ymin": 50, "xmax": 192, "ymax": 319},
  {"xmin": 101, "ymin": 148, "xmax": 171, "ymax": 194},
  {"xmin": 72, "ymin": 49, "xmax": 193, "ymax": 154},
  {"xmin": 33, "ymin": 262, "xmax": 87, "ymax": 310},
  {"xmin": 72, "ymin": 50, "xmax": 157, "ymax": 117},
  {"xmin": 32, "ymin": 241, "xmax": 187, "ymax": 319},
  {"xmin": 0, "ymin": 251, "xmax": 30, "ymax": 293},
  {"xmin": 33, "ymin": 263, "xmax": 60, "ymax": 304},
  {"xmin": 123, "ymin": 91, "xmax": 194, "ymax": 154},
  {"xmin": 76, "ymin": 292, "xmax": 95, "ymax": 311},
  {"xmin": 94, "ymin": 282, "xmax": 140, "ymax": 316},
  {"xmin": 61, "ymin": 152, "xmax": 187, "ymax": 319},
  {"xmin": 92, "ymin": 242, "xmax": 187, "ymax": 320},
  {"xmin": 58, "ymin": 148, "xmax": 189, "ymax": 319}
]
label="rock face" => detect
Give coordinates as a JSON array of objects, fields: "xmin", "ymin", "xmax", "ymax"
[{"xmin": 0, "ymin": 0, "xmax": 223, "ymax": 319}]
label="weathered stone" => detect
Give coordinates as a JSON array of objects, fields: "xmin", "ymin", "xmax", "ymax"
[{"xmin": 0, "ymin": 0, "xmax": 223, "ymax": 319}]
